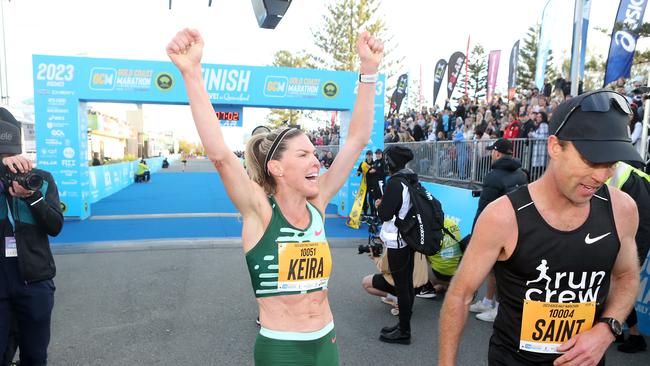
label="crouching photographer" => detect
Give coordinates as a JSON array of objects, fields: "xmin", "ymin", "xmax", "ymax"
[{"xmin": 0, "ymin": 108, "xmax": 63, "ymax": 366}]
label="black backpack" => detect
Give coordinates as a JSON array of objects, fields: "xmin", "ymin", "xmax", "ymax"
[{"xmin": 392, "ymin": 175, "xmax": 446, "ymax": 256}]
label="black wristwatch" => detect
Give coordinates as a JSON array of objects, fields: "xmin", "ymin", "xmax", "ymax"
[{"xmin": 597, "ymin": 317, "xmax": 622, "ymax": 337}]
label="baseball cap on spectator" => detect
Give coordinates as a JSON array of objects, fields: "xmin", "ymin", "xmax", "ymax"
[
  {"xmin": 486, "ymin": 138, "xmax": 513, "ymax": 155},
  {"xmin": 0, "ymin": 107, "xmax": 22, "ymax": 155},
  {"xmin": 375, "ymin": 149, "xmax": 383, "ymax": 154},
  {"xmin": 365, "ymin": 150, "xmax": 373, "ymax": 156},
  {"xmin": 549, "ymin": 89, "xmax": 641, "ymax": 164}
]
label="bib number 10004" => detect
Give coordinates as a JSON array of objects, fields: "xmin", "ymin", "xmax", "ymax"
[{"xmin": 36, "ymin": 63, "xmax": 74, "ymax": 82}]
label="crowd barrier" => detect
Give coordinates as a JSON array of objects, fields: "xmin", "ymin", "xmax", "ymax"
[{"xmin": 316, "ymin": 138, "xmax": 549, "ymax": 187}]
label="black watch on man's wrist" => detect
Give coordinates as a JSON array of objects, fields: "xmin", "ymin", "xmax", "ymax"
[{"xmin": 597, "ymin": 317, "xmax": 622, "ymax": 337}]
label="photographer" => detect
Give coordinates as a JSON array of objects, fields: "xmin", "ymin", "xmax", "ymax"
[
  {"xmin": 374, "ymin": 145, "xmax": 417, "ymax": 345},
  {"xmin": 0, "ymin": 108, "xmax": 63, "ymax": 366}
]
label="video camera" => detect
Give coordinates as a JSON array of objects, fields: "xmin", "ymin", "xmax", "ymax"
[{"xmin": 357, "ymin": 214, "xmax": 384, "ymax": 257}]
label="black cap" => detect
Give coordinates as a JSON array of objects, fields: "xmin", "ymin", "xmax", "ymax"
[
  {"xmin": 375, "ymin": 149, "xmax": 383, "ymax": 154},
  {"xmin": 366, "ymin": 150, "xmax": 373, "ymax": 156},
  {"xmin": 0, "ymin": 108, "xmax": 22, "ymax": 155},
  {"xmin": 550, "ymin": 90, "xmax": 641, "ymax": 164},
  {"xmin": 486, "ymin": 138, "xmax": 513, "ymax": 154},
  {"xmin": 384, "ymin": 145, "xmax": 414, "ymax": 170}
]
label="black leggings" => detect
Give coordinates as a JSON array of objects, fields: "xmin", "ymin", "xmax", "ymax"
[{"xmin": 387, "ymin": 246, "xmax": 414, "ymax": 332}]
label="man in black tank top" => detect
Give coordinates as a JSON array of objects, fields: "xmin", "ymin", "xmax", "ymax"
[{"xmin": 439, "ymin": 90, "xmax": 643, "ymax": 366}]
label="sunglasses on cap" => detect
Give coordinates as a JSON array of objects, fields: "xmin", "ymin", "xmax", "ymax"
[{"xmin": 554, "ymin": 91, "xmax": 632, "ymax": 137}]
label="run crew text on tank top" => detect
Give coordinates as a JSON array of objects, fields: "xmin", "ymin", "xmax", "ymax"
[{"xmin": 490, "ymin": 186, "xmax": 619, "ymax": 363}]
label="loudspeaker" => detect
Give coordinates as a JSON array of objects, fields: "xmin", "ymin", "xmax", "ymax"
[{"xmin": 251, "ymin": 0, "xmax": 292, "ymax": 29}]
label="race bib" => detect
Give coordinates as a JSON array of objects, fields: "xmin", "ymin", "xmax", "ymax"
[
  {"xmin": 5, "ymin": 237, "xmax": 16, "ymax": 257},
  {"xmin": 277, "ymin": 241, "xmax": 332, "ymax": 292},
  {"xmin": 519, "ymin": 300, "xmax": 595, "ymax": 354}
]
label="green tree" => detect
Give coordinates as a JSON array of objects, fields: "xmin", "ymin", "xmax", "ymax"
[
  {"xmin": 560, "ymin": 54, "xmax": 606, "ymax": 92},
  {"xmin": 466, "ymin": 44, "xmax": 488, "ymax": 103},
  {"xmin": 403, "ymin": 77, "xmax": 422, "ymax": 112},
  {"xmin": 518, "ymin": 24, "xmax": 555, "ymax": 91},
  {"xmin": 178, "ymin": 140, "xmax": 205, "ymax": 156},
  {"xmin": 266, "ymin": 50, "xmax": 317, "ymax": 127},
  {"xmin": 311, "ymin": 0, "xmax": 401, "ymax": 112}
]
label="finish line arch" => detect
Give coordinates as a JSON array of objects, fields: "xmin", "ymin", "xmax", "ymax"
[{"xmin": 32, "ymin": 55, "xmax": 385, "ymax": 219}]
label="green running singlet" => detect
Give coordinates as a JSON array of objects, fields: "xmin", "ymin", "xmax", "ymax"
[{"xmin": 246, "ymin": 196, "xmax": 332, "ymax": 298}]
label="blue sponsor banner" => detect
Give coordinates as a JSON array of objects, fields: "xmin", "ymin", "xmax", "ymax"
[
  {"xmin": 604, "ymin": 0, "xmax": 648, "ymax": 86},
  {"xmin": 34, "ymin": 55, "xmax": 365, "ymax": 109},
  {"xmin": 639, "ymin": 252, "xmax": 650, "ymax": 335},
  {"xmin": 421, "ymin": 182, "xmax": 478, "ymax": 237},
  {"xmin": 32, "ymin": 55, "xmax": 384, "ymax": 219},
  {"xmin": 87, "ymin": 157, "xmax": 163, "ymax": 204}
]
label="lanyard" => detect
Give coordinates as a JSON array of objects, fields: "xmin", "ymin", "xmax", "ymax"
[{"xmin": 6, "ymin": 198, "xmax": 14, "ymax": 230}]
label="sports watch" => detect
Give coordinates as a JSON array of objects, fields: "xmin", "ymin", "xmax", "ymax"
[
  {"xmin": 358, "ymin": 73, "xmax": 378, "ymax": 83},
  {"xmin": 597, "ymin": 317, "xmax": 622, "ymax": 337}
]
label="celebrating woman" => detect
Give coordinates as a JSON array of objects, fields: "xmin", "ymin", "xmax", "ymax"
[{"xmin": 166, "ymin": 28, "xmax": 383, "ymax": 365}]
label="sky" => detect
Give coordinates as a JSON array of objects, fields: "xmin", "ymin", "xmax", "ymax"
[{"xmin": 0, "ymin": 0, "xmax": 645, "ymax": 148}]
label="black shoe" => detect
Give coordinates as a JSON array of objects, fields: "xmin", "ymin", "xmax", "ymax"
[
  {"xmin": 618, "ymin": 335, "xmax": 647, "ymax": 353},
  {"xmin": 379, "ymin": 327, "xmax": 411, "ymax": 345},
  {"xmin": 615, "ymin": 333, "xmax": 626, "ymax": 343},
  {"xmin": 380, "ymin": 323, "xmax": 399, "ymax": 334}
]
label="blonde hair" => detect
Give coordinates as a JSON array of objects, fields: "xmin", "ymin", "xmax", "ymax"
[{"xmin": 245, "ymin": 127, "xmax": 303, "ymax": 195}]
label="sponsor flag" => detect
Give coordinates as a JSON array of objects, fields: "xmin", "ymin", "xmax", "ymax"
[
  {"xmin": 388, "ymin": 73, "xmax": 408, "ymax": 116},
  {"xmin": 604, "ymin": 0, "xmax": 648, "ymax": 86},
  {"xmin": 535, "ymin": 0, "xmax": 560, "ymax": 89},
  {"xmin": 447, "ymin": 52, "xmax": 466, "ymax": 99},
  {"xmin": 571, "ymin": 0, "xmax": 592, "ymax": 80},
  {"xmin": 465, "ymin": 36, "xmax": 470, "ymax": 95},
  {"xmin": 487, "ymin": 50, "xmax": 501, "ymax": 103},
  {"xmin": 346, "ymin": 161, "xmax": 370, "ymax": 229},
  {"xmin": 508, "ymin": 41, "xmax": 520, "ymax": 100},
  {"xmin": 432, "ymin": 59, "xmax": 447, "ymax": 106}
]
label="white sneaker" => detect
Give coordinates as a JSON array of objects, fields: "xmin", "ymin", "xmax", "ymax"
[
  {"xmin": 476, "ymin": 306, "xmax": 498, "ymax": 322},
  {"xmin": 415, "ymin": 288, "xmax": 437, "ymax": 299},
  {"xmin": 469, "ymin": 299, "xmax": 493, "ymax": 313}
]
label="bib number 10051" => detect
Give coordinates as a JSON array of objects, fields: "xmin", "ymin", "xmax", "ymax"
[{"xmin": 36, "ymin": 63, "xmax": 74, "ymax": 82}]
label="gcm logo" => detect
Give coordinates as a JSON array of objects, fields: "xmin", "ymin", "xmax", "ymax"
[{"xmin": 51, "ymin": 129, "xmax": 65, "ymax": 137}]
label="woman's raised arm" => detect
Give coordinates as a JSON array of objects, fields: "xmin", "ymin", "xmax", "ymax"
[{"xmin": 167, "ymin": 28, "xmax": 264, "ymax": 216}]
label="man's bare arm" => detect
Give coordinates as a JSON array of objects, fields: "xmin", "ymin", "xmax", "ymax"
[{"xmin": 439, "ymin": 197, "xmax": 517, "ymax": 366}]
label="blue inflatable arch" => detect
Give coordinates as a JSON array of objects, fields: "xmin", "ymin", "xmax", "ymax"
[{"xmin": 32, "ymin": 55, "xmax": 385, "ymax": 219}]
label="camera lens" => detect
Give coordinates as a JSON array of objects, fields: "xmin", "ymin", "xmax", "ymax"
[{"xmin": 25, "ymin": 174, "xmax": 44, "ymax": 191}]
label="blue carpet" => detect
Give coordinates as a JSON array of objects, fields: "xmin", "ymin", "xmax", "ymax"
[
  {"xmin": 53, "ymin": 172, "xmax": 365, "ymax": 244},
  {"xmin": 91, "ymin": 173, "xmax": 238, "ymax": 215}
]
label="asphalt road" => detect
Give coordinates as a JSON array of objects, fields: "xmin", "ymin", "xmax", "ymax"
[{"xmin": 47, "ymin": 240, "xmax": 649, "ymax": 366}]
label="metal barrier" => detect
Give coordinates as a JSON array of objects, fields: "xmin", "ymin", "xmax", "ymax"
[{"xmin": 316, "ymin": 139, "xmax": 549, "ymax": 188}]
